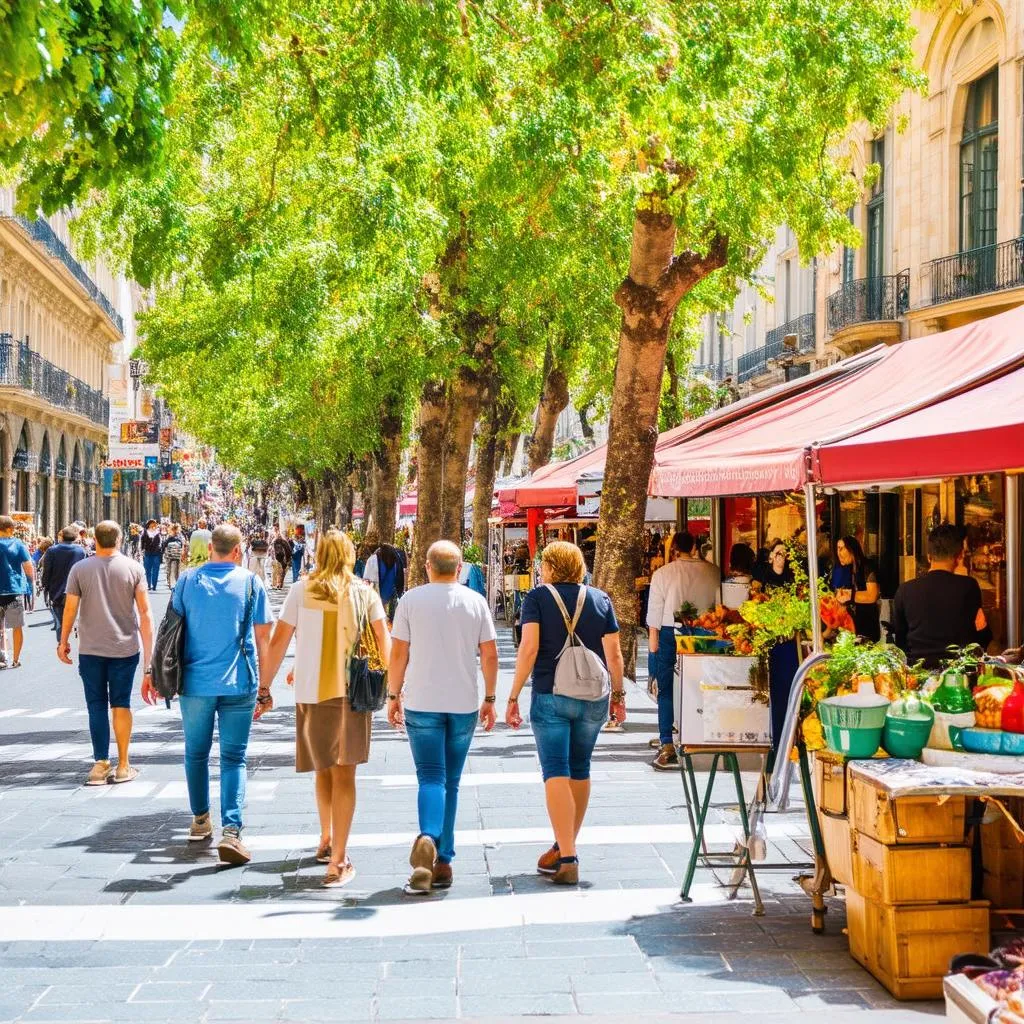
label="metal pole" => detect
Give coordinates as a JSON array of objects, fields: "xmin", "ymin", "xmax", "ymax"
[
  {"xmin": 1007, "ymin": 474, "xmax": 1021, "ymax": 649},
  {"xmin": 804, "ymin": 481, "xmax": 823, "ymax": 652}
]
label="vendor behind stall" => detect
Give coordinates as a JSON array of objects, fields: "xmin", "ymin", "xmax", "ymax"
[
  {"xmin": 831, "ymin": 536, "xmax": 881, "ymax": 642},
  {"xmin": 721, "ymin": 543, "xmax": 755, "ymax": 610},
  {"xmin": 892, "ymin": 523, "xmax": 992, "ymax": 669}
]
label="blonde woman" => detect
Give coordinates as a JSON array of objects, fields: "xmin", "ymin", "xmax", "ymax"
[{"xmin": 261, "ymin": 530, "xmax": 390, "ymax": 887}]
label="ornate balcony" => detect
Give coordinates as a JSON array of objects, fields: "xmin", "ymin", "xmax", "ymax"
[
  {"xmin": 765, "ymin": 313, "xmax": 816, "ymax": 361},
  {"xmin": 827, "ymin": 272, "xmax": 909, "ymax": 334},
  {"xmin": 0, "ymin": 334, "xmax": 109, "ymax": 427},
  {"xmin": 925, "ymin": 237, "xmax": 1024, "ymax": 308},
  {"xmin": 689, "ymin": 362, "xmax": 731, "ymax": 381},
  {"xmin": 2, "ymin": 214, "xmax": 123, "ymax": 334},
  {"xmin": 737, "ymin": 345, "xmax": 768, "ymax": 384}
]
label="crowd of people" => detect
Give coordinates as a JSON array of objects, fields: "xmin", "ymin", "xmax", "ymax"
[{"xmin": 20, "ymin": 510, "xmax": 624, "ymax": 894}]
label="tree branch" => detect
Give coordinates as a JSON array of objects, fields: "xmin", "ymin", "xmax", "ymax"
[{"xmin": 657, "ymin": 233, "xmax": 729, "ymax": 310}]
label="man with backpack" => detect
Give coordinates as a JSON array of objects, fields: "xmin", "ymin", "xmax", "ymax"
[
  {"xmin": 271, "ymin": 528, "xmax": 292, "ymax": 590},
  {"xmin": 162, "ymin": 524, "xmax": 185, "ymax": 588},
  {"xmin": 365, "ymin": 542, "xmax": 406, "ymax": 619},
  {"xmin": 142, "ymin": 523, "xmax": 272, "ymax": 864}
]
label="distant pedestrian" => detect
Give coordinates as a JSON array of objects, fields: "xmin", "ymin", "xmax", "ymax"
[
  {"xmin": 140, "ymin": 519, "xmax": 162, "ymax": 591},
  {"xmin": 188, "ymin": 518, "xmax": 212, "ymax": 567},
  {"xmin": 144, "ymin": 524, "xmax": 272, "ymax": 864},
  {"xmin": 365, "ymin": 542, "xmax": 405, "ymax": 619},
  {"xmin": 247, "ymin": 530, "xmax": 270, "ymax": 581},
  {"xmin": 262, "ymin": 530, "xmax": 391, "ymax": 887},
  {"xmin": 271, "ymin": 528, "xmax": 292, "ymax": 590},
  {"xmin": 506, "ymin": 541, "xmax": 625, "ymax": 885},
  {"xmin": 40, "ymin": 525, "xmax": 86, "ymax": 634},
  {"xmin": 128, "ymin": 523, "xmax": 141, "ymax": 560},
  {"xmin": 0, "ymin": 517, "xmax": 34, "ymax": 669},
  {"xmin": 59, "ymin": 521, "xmax": 153, "ymax": 786},
  {"xmin": 291, "ymin": 527, "xmax": 307, "ymax": 583},
  {"xmin": 388, "ymin": 540, "xmax": 498, "ymax": 895},
  {"xmin": 162, "ymin": 524, "xmax": 185, "ymax": 588}
]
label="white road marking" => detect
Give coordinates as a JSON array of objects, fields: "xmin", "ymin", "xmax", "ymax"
[
  {"xmin": 28, "ymin": 707, "xmax": 74, "ymax": 718},
  {"xmin": 0, "ymin": 884, "xmax": 732, "ymax": 942},
  {"xmin": 0, "ymin": 708, "xmax": 29, "ymax": 718}
]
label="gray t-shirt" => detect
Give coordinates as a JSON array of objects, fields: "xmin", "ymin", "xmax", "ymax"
[{"xmin": 65, "ymin": 553, "xmax": 145, "ymax": 657}]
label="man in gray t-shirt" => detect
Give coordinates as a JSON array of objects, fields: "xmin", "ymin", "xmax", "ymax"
[{"xmin": 60, "ymin": 520, "xmax": 155, "ymax": 786}]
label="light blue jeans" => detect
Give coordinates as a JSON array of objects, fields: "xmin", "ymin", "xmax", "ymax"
[
  {"xmin": 404, "ymin": 710, "xmax": 478, "ymax": 863},
  {"xmin": 179, "ymin": 693, "xmax": 256, "ymax": 830}
]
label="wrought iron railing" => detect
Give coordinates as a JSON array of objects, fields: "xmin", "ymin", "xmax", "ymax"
[
  {"xmin": 0, "ymin": 334, "xmax": 109, "ymax": 427},
  {"xmin": 3, "ymin": 214, "xmax": 124, "ymax": 334},
  {"xmin": 737, "ymin": 345, "xmax": 769, "ymax": 384},
  {"xmin": 826, "ymin": 272, "xmax": 909, "ymax": 334},
  {"xmin": 925, "ymin": 237, "xmax": 1024, "ymax": 307},
  {"xmin": 765, "ymin": 313, "xmax": 816, "ymax": 361}
]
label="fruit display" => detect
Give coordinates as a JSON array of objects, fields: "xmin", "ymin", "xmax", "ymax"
[{"xmin": 974, "ymin": 680, "xmax": 1013, "ymax": 729}]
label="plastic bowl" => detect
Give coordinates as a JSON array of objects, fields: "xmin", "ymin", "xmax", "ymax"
[
  {"xmin": 882, "ymin": 714, "xmax": 934, "ymax": 760},
  {"xmin": 1000, "ymin": 731, "xmax": 1024, "ymax": 755},
  {"xmin": 960, "ymin": 728, "xmax": 1005, "ymax": 755},
  {"xmin": 818, "ymin": 696, "xmax": 888, "ymax": 758}
]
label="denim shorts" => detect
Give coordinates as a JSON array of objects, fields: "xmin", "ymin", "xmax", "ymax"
[{"xmin": 530, "ymin": 691, "xmax": 608, "ymax": 781}]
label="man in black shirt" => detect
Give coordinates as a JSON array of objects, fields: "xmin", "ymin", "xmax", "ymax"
[
  {"xmin": 893, "ymin": 524, "xmax": 991, "ymax": 668},
  {"xmin": 40, "ymin": 525, "xmax": 86, "ymax": 634}
]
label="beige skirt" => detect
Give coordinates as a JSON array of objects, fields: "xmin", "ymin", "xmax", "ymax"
[{"xmin": 295, "ymin": 697, "xmax": 371, "ymax": 773}]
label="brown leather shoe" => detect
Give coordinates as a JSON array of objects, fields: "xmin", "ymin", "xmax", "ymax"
[
  {"xmin": 537, "ymin": 844, "xmax": 560, "ymax": 875},
  {"xmin": 651, "ymin": 743, "xmax": 680, "ymax": 771},
  {"xmin": 552, "ymin": 858, "xmax": 579, "ymax": 885},
  {"xmin": 432, "ymin": 861, "xmax": 453, "ymax": 889}
]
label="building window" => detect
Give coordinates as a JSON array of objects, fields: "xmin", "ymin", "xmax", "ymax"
[
  {"xmin": 842, "ymin": 208, "xmax": 856, "ymax": 284},
  {"xmin": 960, "ymin": 68, "xmax": 998, "ymax": 252},
  {"xmin": 867, "ymin": 138, "xmax": 885, "ymax": 279}
]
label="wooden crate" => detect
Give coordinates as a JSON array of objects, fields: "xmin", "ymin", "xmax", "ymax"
[
  {"xmin": 813, "ymin": 750, "xmax": 849, "ymax": 816},
  {"xmin": 846, "ymin": 889, "xmax": 989, "ymax": 1000},
  {"xmin": 819, "ymin": 810, "xmax": 852, "ymax": 886},
  {"xmin": 850, "ymin": 831, "xmax": 971, "ymax": 905},
  {"xmin": 848, "ymin": 773, "xmax": 966, "ymax": 845},
  {"xmin": 980, "ymin": 798, "xmax": 1024, "ymax": 910}
]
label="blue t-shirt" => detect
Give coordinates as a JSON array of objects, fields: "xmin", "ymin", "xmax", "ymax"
[
  {"xmin": 520, "ymin": 583, "xmax": 620, "ymax": 694},
  {"xmin": 172, "ymin": 562, "xmax": 272, "ymax": 697},
  {"xmin": 0, "ymin": 537, "xmax": 31, "ymax": 596}
]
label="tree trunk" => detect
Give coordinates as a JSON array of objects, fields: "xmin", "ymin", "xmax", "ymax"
[
  {"xmin": 526, "ymin": 346, "xmax": 571, "ymax": 473},
  {"xmin": 594, "ymin": 209, "xmax": 727, "ymax": 677},
  {"xmin": 410, "ymin": 380, "xmax": 447, "ymax": 587},
  {"xmin": 371, "ymin": 409, "xmax": 403, "ymax": 546},
  {"xmin": 439, "ymin": 366, "xmax": 486, "ymax": 543},
  {"xmin": 499, "ymin": 432, "xmax": 520, "ymax": 477},
  {"xmin": 662, "ymin": 349, "xmax": 681, "ymax": 430},
  {"xmin": 578, "ymin": 402, "xmax": 595, "ymax": 444},
  {"xmin": 472, "ymin": 401, "xmax": 499, "ymax": 551}
]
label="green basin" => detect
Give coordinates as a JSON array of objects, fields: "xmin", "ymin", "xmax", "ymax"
[
  {"xmin": 882, "ymin": 714, "xmax": 934, "ymax": 759},
  {"xmin": 818, "ymin": 697, "xmax": 888, "ymax": 758}
]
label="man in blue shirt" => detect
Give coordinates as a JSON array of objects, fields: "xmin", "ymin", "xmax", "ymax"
[
  {"xmin": 143, "ymin": 523, "xmax": 272, "ymax": 865},
  {"xmin": 40, "ymin": 524, "xmax": 86, "ymax": 634},
  {"xmin": 0, "ymin": 516, "xmax": 34, "ymax": 669}
]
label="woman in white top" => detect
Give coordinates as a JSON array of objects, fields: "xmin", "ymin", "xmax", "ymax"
[{"xmin": 262, "ymin": 530, "xmax": 390, "ymax": 887}]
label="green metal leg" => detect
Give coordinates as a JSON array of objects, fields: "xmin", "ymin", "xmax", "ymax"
[
  {"xmin": 680, "ymin": 754, "xmax": 720, "ymax": 902},
  {"xmin": 727, "ymin": 753, "xmax": 764, "ymax": 915},
  {"xmin": 797, "ymin": 742, "xmax": 826, "ymax": 860}
]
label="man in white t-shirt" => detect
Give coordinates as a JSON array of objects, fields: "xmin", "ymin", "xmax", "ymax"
[{"xmin": 387, "ymin": 540, "xmax": 498, "ymax": 896}]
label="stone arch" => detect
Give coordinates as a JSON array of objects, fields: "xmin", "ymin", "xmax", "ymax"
[{"xmin": 925, "ymin": 1, "xmax": 1007, "ymax": 85}]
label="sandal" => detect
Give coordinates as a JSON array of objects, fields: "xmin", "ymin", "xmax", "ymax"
[
  {"xmin": 10, "ymin": 661, "xmax": 21, "ymax": 668},
  {"xmin": 315, "ymin": 840, "xmax": 331, "ymax": 864},
  {"xmin": 322, "ymin": 859, "xmax": 356, "ymax": 888}
]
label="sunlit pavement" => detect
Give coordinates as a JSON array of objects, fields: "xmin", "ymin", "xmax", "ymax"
[{"xmin": 0, "ymin": 585, "xmax": 942, "ymax": 1022}]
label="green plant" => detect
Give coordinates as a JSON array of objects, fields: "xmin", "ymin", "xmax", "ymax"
[
  {"xmin": 462, "ymin": 543, "xmax": 482, "ymax": 565},
  {"xmin": 943, "ymin": 643, "xmax": 986, "ymax": 676}
]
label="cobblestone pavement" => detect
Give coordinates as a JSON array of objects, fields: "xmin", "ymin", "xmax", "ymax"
[{"xmin": 0, "ymin": 581, "xmax": 944, "ymax": 1023}]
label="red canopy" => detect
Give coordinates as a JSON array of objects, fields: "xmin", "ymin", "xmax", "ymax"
[
  {"xmin": 650, "ymin": 304, "xmax": 1024, "ymax": 497},
  {"xmin": 815, "ymin": 364, "xmax": 1024, "ymax": 486},
  {"xmin": 497, "ymin": 447, "xmax": 607, "ymax": 508}
]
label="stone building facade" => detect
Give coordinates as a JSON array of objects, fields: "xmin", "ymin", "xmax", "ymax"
[
  {"xmin": 0, "ymin": 189, "xmax": 127, "ymax": 535},
  {"xmin": 694, "ymin": 0, "xmax": 1024, "ymax": 386}
]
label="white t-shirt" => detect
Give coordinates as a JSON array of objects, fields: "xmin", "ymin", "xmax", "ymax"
[
  {"xmin": 391, "ymin": 583, "xmax": 497, "ymax": 713},
  {"xmin": 362, "ymin": 553, "xmax": 378, "ymax": 584}
]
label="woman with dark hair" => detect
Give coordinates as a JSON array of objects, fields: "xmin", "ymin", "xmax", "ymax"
[
  {"xmin": 366, "ymin": 542, "xmax": 406, "ymax": 619},
  {"xmin": 832, "ymin": 535, "xmax": 881, "ymax": 641},
  {"xmin": 722, "ymin": 542, "xmax": 756, "ymax": 609},
  {"xmin": 754, "ymin": 539, "xmax": 795, "ymax": 589}
]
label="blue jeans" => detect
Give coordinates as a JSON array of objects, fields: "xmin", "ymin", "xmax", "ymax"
[
  {"xmin": 50, "ymin": 596, "xmax": 65, "ymax": 634},
  {"xmin": 404, "ymin": 710, "xmax": 478, "ymax": 863},
  {"xmin": 654, "ymin": 626, "xmax": 677, "ymax": 745},
  {"xmin": 530, "ymin": 692, "xmax": 607, "ymax": 781},
  {"xmin": 291, "ymin": 552, "xmax": 303, "ymax": 582},
  {"xmin": 179, "ymin": 693, "xmax": 256, "ymax": 830},
  {"xmin": 78, "ymin": 653, "xmax": 139, "ymax": 762},
  {"xmin": 143, "ymin": 552, "xmax": 162, "ymax": 590}
]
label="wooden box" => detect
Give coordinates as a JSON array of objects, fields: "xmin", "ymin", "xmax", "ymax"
[
  {"xmin": 813, "ymin": 750, "xmax": 849, "ymax": 816},
  {"xmin": 850, "ymin": 831, "xmax": 971, "ymax": 905},
  {"xmin": 980, "ymin": 798, "xmax": 1024, "ymax": 910},
  {"xmin": 848, "ymin": 772, "xmax": 966, "ymax": 845},
  {"xmin": 846, "ymin": 889, "xmax": 989, "ymax": 1000},
  {"xmin": 819, "ymin": 810, "xmax": 852, "ymax": 886}
]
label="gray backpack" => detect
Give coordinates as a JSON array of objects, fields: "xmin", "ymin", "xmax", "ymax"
[{"xmin": 545, "ymin": 584, "xmax": 610, "ymax": 701}]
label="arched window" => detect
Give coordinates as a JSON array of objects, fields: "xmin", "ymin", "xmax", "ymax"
[{"xmin": 960, "ymin": 68, "xmax": 998, "ymax": 252}]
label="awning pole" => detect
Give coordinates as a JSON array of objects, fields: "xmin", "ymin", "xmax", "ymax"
[
  {"xmin": 1007, "ymin": 474, "xmax": 1021, "ymax": 649},
  {"xmin": 804, "ymin": 482, "xmax": 823, "ymax": 652}
]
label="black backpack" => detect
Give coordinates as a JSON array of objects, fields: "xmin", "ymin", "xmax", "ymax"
[{"xmin": 151, "ymin": 599, "xmax": 187, "ymax": 700}]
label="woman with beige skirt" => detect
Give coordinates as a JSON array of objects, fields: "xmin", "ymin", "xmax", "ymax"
[{"xmin": 262, "ymin": 530, "xmax": 390, "ymax": 887}]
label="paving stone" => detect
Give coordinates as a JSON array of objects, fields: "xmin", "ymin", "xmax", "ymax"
[
  {"xmin": 374, "ymin": 996, "xmax": 457, "ymax": 1019},
  {"xmin": 460, "ymin": 993, "xmax": 578, "ymax": 1017}
]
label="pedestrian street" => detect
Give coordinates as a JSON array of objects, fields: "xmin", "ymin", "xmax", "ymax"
[{"xmin": 0, "ymin": 587, "xmax": 942, "ymax": 1023}]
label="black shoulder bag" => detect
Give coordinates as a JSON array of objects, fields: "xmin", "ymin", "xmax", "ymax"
[
  {"xmin": 348, "ymin": 585, "xmax": 387, "ymax": 713},
  {"xmin": 151, "ymin": 572, "xmax": 192, "ymax": 700}
]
